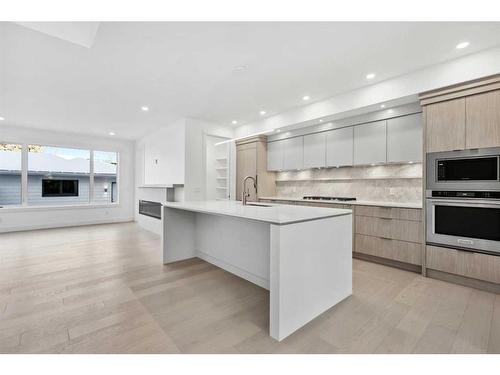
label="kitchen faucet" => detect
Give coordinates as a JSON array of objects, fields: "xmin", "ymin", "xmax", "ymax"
[{"xmin": 242, "ymin": 176, "xmax": 257, "ymax": 205}]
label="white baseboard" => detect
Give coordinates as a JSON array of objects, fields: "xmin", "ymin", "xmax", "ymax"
[
  {"xmin": 0, "ymin": 217, "xmax": 135, "ymax": 233},
  {"xmin": 196, "ymin": 250, "xmax": 270, "ymax": 290}
]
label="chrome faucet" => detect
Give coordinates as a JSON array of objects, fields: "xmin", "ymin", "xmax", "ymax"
[{"xmin": 242, "ymin": 176, "xmax": 257, "ymax": 205}]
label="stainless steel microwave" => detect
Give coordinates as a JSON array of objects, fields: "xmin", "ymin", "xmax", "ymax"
[{"xmin": 426, "ymin": 147, "xmax": 500, "ymax": 191}]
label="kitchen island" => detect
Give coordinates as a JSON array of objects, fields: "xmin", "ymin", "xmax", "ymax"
[{"xmin": 162, "ymin": 200, "xmax": 353, "ymax": 341}]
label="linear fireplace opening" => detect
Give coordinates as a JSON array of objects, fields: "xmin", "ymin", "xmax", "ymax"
[{"xmin": 139, "ymin": 200, "xmax": 162, "ymax": 219}]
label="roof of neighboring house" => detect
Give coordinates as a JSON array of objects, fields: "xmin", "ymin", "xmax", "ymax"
[{"xmin": 0, "ymin": 151, "xmax": 116, "ymax": 174}]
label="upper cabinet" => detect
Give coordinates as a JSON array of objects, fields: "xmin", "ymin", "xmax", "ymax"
[
  {"xmin": 387, "ymin": 113, "xmax": 423, "ymax": 163},
  {"xmin": 353, "ymin": 120, "xmax": 387, "ymax": 165},
  {"xmin": 326, "ymin": 127, "xmax": 353, "ymax": 167},
  {"xmin": 283, "ymin": 137, "xmax": 304, "ymax": 170},
  {"xmin": 425, "ymin": 98, "xmax": 466, "ymax": 153},
  {"xmin": 303, "ymin": 132, "xmax": 326, "ymax": 169},
  {"xmin": 420, "ymin": 76, "xmax": 500, "ymax": 153},
  {"xmin": 466, "ymin": 90, "xmax": 500, "ymax": 149},
  {"xmin": 267, "ymin": 140, "xmax": 284, "ymax": 171}
]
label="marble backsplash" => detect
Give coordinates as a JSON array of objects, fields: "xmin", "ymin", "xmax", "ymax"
[{"xmin": 275, "ymin": 163, "xmax": 422, "ymax": 203}]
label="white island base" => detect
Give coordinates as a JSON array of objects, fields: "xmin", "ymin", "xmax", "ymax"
[{"xmin": 162, "ymin": 201, "xmax": 352, "ymax": 341}]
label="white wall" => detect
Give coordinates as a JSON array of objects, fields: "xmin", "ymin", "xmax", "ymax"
[
  {"xmin": 134, "ymin": 118, "xmax": 234, "ymax": 234},
  {"xmin": 0, "ymin": 125, "xmax": 135, "ymax": 233},
  {"xmin": 235, "ymin": 46, "xmax": 500, "ymax": 138},
  {"xmin": 139, "ymin": 119, "xmax": 186, "ymax": 186}
]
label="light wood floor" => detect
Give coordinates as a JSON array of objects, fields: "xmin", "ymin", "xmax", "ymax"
[{"xmin": 0, "ymin": 222, "xmax": 499, "ymax": 354}]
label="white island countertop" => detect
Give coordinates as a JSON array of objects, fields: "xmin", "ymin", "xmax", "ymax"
[{"xmin": 162, "ymin": 200, "xmax": 351, "ymax": 225}]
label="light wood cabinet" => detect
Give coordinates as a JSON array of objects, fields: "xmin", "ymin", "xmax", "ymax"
[
  {"xmin": 354, "ymin": 206, "xmax": 422, "ymax": 267},
  {"xmin": 426, "ymin": 245, "xmax": 500, "ymax": 284},
  {"xmin": 387, "ymin": 113, "xmax": 422, "ymax": 163},
  {"xmin": 425, "ymin": 98, "xmax": 466, "ymax": 152},
  {"xmin": 303, "ymin": 132, "xmax": 326, "ymax": 169},
  {"xmin": 236, "ymin": 136, "xmax": 275, "ymax": 201},
  {"xmin": 356, "ymin": 234, "xmax": 421, "ymax": 265},
  {"xmin": 267, "ymin": 140, "xmax": 283, "ymax": 171},
  {"xmin": 236, "ymin": 142, "xmax": 258, "ymax": 202},
  {"xmin": 353, "ymin": 120, "xmax": 387, "ymax": 165},
  {"xmin": 466, "ymin": 90, "xmax": 500, "ymax": 149},
  {"xmin": 355, "ymin": 215, "xmax": 422, "ymax": 243},
  {"xmin": 326, "ymin": 127, "xmax": 354, "ymax": 167},
  {"xmin": 282, "ymin": 137, "xmax": 304, "ymax": 170}
]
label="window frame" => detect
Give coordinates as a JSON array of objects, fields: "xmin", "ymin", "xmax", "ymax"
[{"xmin": 0, "ymin": 142, "xmax": 120, "ymax": 209}]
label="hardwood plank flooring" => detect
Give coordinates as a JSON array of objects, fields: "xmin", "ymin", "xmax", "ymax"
[{"xmin": 0, "ymin": 222, "xmax": 499, "ymax": 354}]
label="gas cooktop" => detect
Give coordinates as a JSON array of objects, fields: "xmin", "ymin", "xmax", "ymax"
[{"xmin": 303, "ymin": 196, "xmax": 356, "ymax": 202}]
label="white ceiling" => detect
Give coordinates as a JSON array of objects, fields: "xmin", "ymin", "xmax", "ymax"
[{"xmin": 2, "ymin": 21, "xmax": 500, "ymax": 140}]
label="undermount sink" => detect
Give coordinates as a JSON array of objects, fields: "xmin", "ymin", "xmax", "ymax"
[{"xmin": 245, "ymin": 203, "xmax": 272, "ymax": 207}]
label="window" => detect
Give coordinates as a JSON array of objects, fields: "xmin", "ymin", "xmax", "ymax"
[
  {"xmin": 28, "ymin": 145, "xmax": 90, "ymax": 206},
  {"xmin": 0, "ymin": 142, "xmax": 119, "ymax": 208},
  {"xmin": 0, "ymin": 143, "xmax": 22, "ymax": 206},
  {"xmin": 93, "ymin": 151, "xmax": 118, "ymax": 203},
  {"xmin": 42, "ymin": 179, "xmax": 79, "ymax": 197}
]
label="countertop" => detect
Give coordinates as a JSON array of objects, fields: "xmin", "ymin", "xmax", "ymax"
[
  {"xmin": 162, "ymin": 200, "xmax": 352, "ymax": 225},
  {"xmin": 258, "ymin": 196, "xmax": 422, "ymax": 209}
]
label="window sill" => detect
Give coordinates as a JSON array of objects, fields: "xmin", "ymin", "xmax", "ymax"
[{"xmin": 0, "ymin": 203, "xmax": 120, "ymax": 212}]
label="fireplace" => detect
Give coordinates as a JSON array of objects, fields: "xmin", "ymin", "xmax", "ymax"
[{"xmin": 139, "ymin": 200, "xmax": 162, "ymax": 219}]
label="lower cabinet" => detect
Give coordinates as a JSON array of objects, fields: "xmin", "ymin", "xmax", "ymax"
[
  {"xmin": 355, "ymin": 234, "xmax": 421, "ymax": 266},
  {"xmin": 259, "ymin": 198, "xmax": 423, "ymax": 271},
  {"xmin": 354, "ymin": 206, "xmax": 422, "ymax": 270},
  {"xmin": 426, "ymin": 245, "xmax": 500, "ymax": 285}
]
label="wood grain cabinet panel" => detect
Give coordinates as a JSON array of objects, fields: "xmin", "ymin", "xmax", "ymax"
[
  {"xmin": 466, "ymin": 90, "xmax": 500, "ymax": 149},
  {"xmin": 355, "ymin": 234, "xmax": 422, "ymax": 265},
  {"xmin": 425, "ymin": 98, "xmax": 466, "ymax": 152},
  {"xmin": 355, "ymin": 206, "xmax": 422, "ymax": 222},
  {"xmin": 355, "ymin": 216, "xmax": 422, "ymax": 243},
  {"xmin": 427, "ymin": 245, "xmax": 500, "ymax": 284}
]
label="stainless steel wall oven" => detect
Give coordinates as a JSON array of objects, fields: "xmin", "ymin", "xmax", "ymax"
[{"xmin": 426, "ymin": 148, "xmax": 500, "ymax": 255}]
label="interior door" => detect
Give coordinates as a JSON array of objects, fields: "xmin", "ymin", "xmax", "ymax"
[{"xmin": 236, "ymin": 143, "xmax": 257, "ymax": 201}]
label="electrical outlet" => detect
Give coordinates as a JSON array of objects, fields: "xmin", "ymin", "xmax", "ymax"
[{"xmin": 389, "ymin": 188, "xmax": 396, "ymax": 196}]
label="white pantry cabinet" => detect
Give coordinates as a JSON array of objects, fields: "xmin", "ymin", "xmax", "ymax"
[
  {"xmin": 387, "ymin": 113, "xmax": 422, "ymax": 163},
  {"xmin": 326, "ymin": 127, "xmax": 354, "ymax": 167},
  {"xmin": 303, "ymin": 132, "xmax": 326, "ymax": 169},
  {"xmin": 353, "ymin": 120, "xmax": 387, "ymax": 165},
  {"xmin": 282, "ymin": 137, "xmax": 304, "ymax": 170},
  {"xmin": 267, "ymin": 140, "xmax": 284, "ymax": 171}
]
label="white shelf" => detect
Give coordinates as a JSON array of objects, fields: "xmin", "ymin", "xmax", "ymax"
[
  {"xmin": 216, "ymin": 167, "xmax": 227, "ymax": 170},
  {"xmin": 216, "ymin": 187, "xmax": 227, "ymax": 190},
  {"xmin": 216, "ymin": 177, "xmax": 227, "ymax": 180},
  {"xmin": 216, "ymin": 157, "xmax": 228, "ymax": 161}
]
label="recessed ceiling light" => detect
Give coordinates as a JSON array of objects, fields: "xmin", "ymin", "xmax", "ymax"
[
  {"xmin": 276, "ymin": 129, "xmax": 281, "ymax": 133},
  {"xmin": 234, "ymin": 65, "xmax": 247, "ymax": 72},
  {"xmin": 260, "ymin": 110, "xmax": 266, "ymax": 115},
  {"xmin": 408, "ymin": 161, "xmax": 414, "ymax": 164},
  {"xmin": 366, "ymin": 73, "xmax": 376, "ymax": 80},
  {"xmin": 232, "ymin": 120, "xmax": 238, "ymax": 125},
  {"xmin": 0, "ymin": 116, "xmax": 4, "ymax": 121},
  {"xmin": 109, "ymin": 131, "xmax": 115, "ymax": 136},
  {"xmin": 456, "ymin": 41, "xmax": 470, "ymax": 49},
  {"xmin": 302, "ymin": 95, "xmax": 310, "ymax": 101},
  {"xmin": 380, "ymin": 104, "xmax": 386, "ymax": 108},
  {"xmin": 370, "ymin": 163, "xmax": 376, "ymax": 166},
  {"xmin": 141, "ymin": 106, "xmax": 149, "ymax": 112},
  {"xmin": 319, "ymin": 119, "xmax": 324, "ymax": 122}
]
